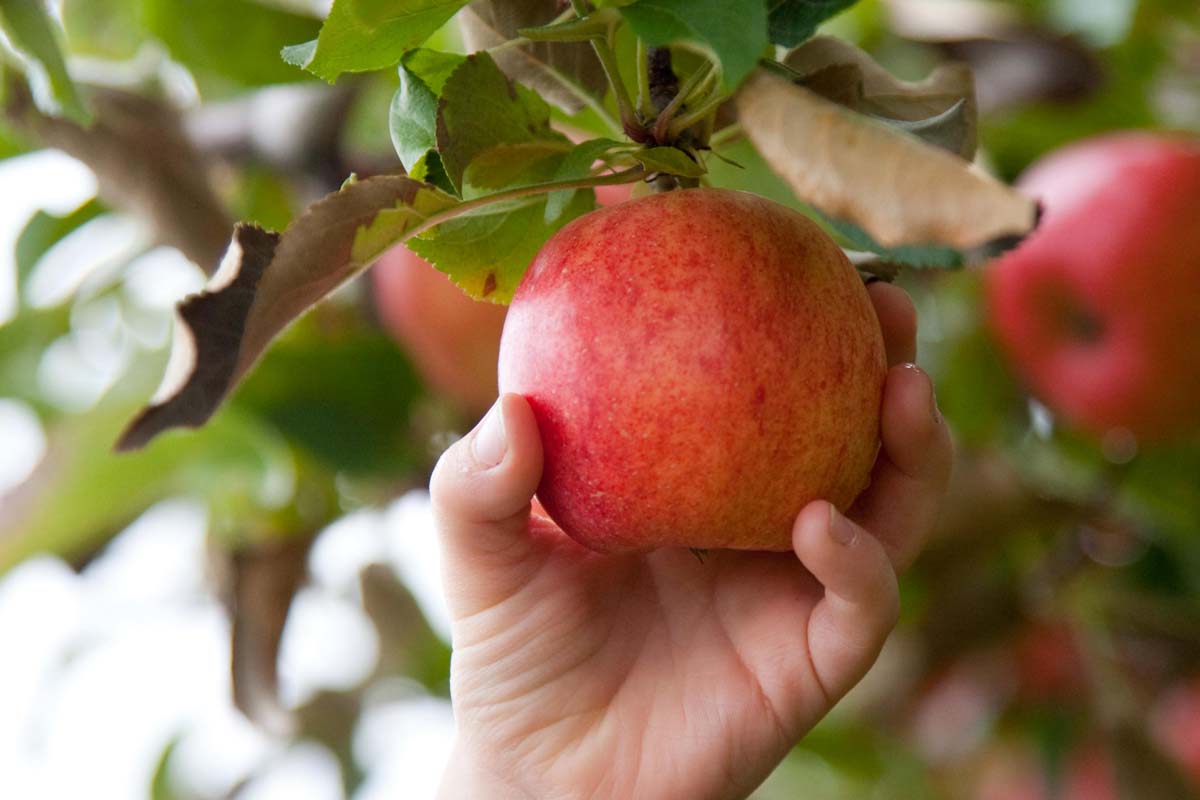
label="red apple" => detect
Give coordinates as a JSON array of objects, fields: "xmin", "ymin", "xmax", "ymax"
[
  {"xmin": 372, "ymin": 245, "xmax": 507, "ymax": 417},
  {"xmin": 985, "ymin": 132, "xmax": 1200, "ymax": 442},
  {"xmin": 1013, "ymin": 621, "xmax": 1086, "ymax": 704},
  {"xmin": 498, "ymin": 188, "xmax": 887, "ymax": 553},
  {"xmin": 976, "ymin": 743, "xmax": 1116, "ymax": 800},
  {"xmin": 1150, "ymin": 677, "xmax": 1200, "ymax": 786},
  {"xmin": 372, "ymin": 184, "xmax": 632, "ymax": 417}
]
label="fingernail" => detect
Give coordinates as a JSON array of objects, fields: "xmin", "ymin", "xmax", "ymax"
[
  {"xmin": 828, "ymin": 503, "xmax": 856, "ymax": 546},
  {"xmin": 926, "ymin": 374, "xmax": 942, "ymax": 426},
  {"xmin": 472, "ymin": 400, "xmax": 507, "ymax": 467},
  {"xmin": 901, "ymin": 363, "xmax": 941, "ymax": 426}
]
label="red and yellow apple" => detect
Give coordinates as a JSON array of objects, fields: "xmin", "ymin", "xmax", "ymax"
[
  {"xmin": 371, "ymin": 184, "xmax": 630, "ymax": 417},
  {"xmin": 986, "ymin": 133, "xmax": 1200, "ymax": 442},
  {"xmin": 498, "ymin": 188, "xmax": 887, "ymax": 553}
]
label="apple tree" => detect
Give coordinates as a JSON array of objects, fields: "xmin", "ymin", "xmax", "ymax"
[{"xmin": 0, "ymin": 0, "xmax": 1198, "ymax": 796}]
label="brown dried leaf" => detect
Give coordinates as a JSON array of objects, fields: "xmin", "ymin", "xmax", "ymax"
[
  {"xmin": 735, "ymin": 69, "xmax": 1036, "ymax": 249},
  {"xmin": 785, "ymin": 35, "xmax": 978, "ymax": 158},
  {"xmin": 3, "ymin": 79, "xmax": 232, "ymax": 272},
  {"xmin": 458, "ymin": 0, "xmax": 607, "ymax": 115},
  {"xmin": 117, "ymin": 175, "xmax": 455, "ymax": 451}
]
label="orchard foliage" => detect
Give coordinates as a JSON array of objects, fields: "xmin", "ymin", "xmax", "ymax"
[{"xmin": 0, "ymin": 0, "xmax": 1198, "ymax": 798}]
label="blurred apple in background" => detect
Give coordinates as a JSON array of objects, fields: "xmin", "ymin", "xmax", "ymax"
[
  {"xmin": 975, "ymin": 742, "xmax": 1115, "ymax": 800},
  {"xmin": 370, "ymin": 184, "xmax": 631, "ymax": 418},
  {"xmin": 1151, "ymin": 676, "xmax": 1200, "ymax": 787},
  {"xmin": 985, "ymin": 133, "xmax": 1200, "ymax": 443}
]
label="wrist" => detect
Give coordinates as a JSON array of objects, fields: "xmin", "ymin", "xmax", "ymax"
[{"xmin": 438, "ymin": 742, "xmax": 533, "ymax": 800}]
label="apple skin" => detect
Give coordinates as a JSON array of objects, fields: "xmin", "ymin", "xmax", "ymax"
[
  {"xmin": 985, "ymin": 133, "xmax": 1200, "ymax": 441},
  {"xmin": 498, "ymin": 188, "xmax": 887, "ymax": 553},
  {"xmin": 372, "ymin": 184, "xmax": 631, "ymax": 417},
  {"xmin": 372, "ymin": 244, "xmax": 508, "ymax": 417}
]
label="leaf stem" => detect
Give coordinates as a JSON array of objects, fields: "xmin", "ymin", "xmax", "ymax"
[
  {"xmin": 571, "ymin": 0, "xmax": 640, "ymax": 138},
  {"xmin": 636, "ymin": 39, "xmax": 652, "ymax": 120},
  {"xmin": 486, "ymin": 36, "xmax": 532, "ymax": 56},
  {"xmin": 652, "ymin": 62, "xmax": 716, "ymax": 142},
  {"xmin": 666, "ymin": 91, "xmax": 725, "ymax": 139},
  {"xmin": 404, "ymin": 167, "xmax": 646, "ymax": 242},
  {"xmin": 540, "ymin": 64, "xmax": 624, "ymax": 138},
  {"xmin": 709, "ymin": 122, "xmax": 743, "ymax": 147}
]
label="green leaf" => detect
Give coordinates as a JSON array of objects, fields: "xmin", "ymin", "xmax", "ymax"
[
  {"xmin": 407, "ymin": 189, "xmax": 595, "ymax": 302},
  {"xmin": 825, "ymin": 215, "xmax": 964, "ymax": 269},
  {"xmin": 143, "ymin": 0, "xmax": 321, "ymax": 89},
  {"xmin": 233, "ymin": 327, "xmax": 424, "ymax": 476},
  {"xmin": 767, "ymin": 0, "xmax": 859, "ymax": 47},
  {"xmin": 389, "ymin": 49, "xmax": 465, "ymax": 173},
  {"xmin": 409, "ymin": 150, "xmax": 456, "ymax": 195},
  {"xmin": 544, "ymin": 137, "xmax": 626, "ymax": 222},
  {"xmin": 149, "ymin": 735, "xmax": 183, "ymax": 800},
  {"xmin": 0, "ymin": 0, "xmax": 90, "ymax": 124},
  {"xmin": 14, "ymin": 198, "xmax": 104, "ymax": 291},
  {"xmin": 0, "ymin": 118, "xmax": 28, "ymax": 161},
  {"xmin": 462, "ymin": 141, "xmax": 569, "ymax": 197},
  {"xmin": 631, "ymin": 145, "xmax": 705, "ymax": 178},
  {"xmin": 282, "ymin": 0, "xmax": 471, "ymax": 82},
  {"xmin": 435, "ymin": 52, "xmax": 566, "ymax": 194},
  {"xmin": 619, "ymin": 0, "xmax": 768, "ymax": 89},
  {"xmin": 402, "ymin": 47, "xmax": 465, "ymax": 94}
]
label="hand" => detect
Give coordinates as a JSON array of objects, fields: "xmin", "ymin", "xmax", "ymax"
[{"xmin": 430, "ymin": 283, "xmax": 953, "ymax": 800}]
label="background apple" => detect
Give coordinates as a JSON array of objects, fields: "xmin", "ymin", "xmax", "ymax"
[
  {"xmin": 1150, "ymin": 676, "xmax": 1200, "ymax": 787},
  {"xmin": 985, "ymin": 132, "xmax": 1200, "ymax": 442},
  {"xmin": 371, "ymin": 184, "xmax": 631, "ymax": 418},
  {"xmin": 498, "ymin": 188, "xmax": 887, "ymax": 553}
]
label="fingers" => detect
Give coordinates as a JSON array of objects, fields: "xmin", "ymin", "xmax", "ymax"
[
  {"xmin": 867, "ymin": 281, "xmax": 917, "ymax": 366},
  {"xmin": 850, "ymin": 363, "xmax": 954, "ymax": 572},
  {"xmin": 429, "ymin": 393, "xmax": 546, "ymax": 617},
  {"xmin": 793, "ymin": 501, "xmax": 899, "ymax": 702}
]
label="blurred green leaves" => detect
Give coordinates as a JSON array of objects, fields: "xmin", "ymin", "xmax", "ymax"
[
  {"xmin": 143, "ymin": 0, "xmax": 322, "ymax": 88},
  {"xmin": 0, "ymin": 0, "xmax": 90, "ymax": 123}
]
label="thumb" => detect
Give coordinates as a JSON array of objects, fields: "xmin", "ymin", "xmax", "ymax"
[{"xmin": 429, "ymin": 393, "xmax": 545, "ymax": 618}]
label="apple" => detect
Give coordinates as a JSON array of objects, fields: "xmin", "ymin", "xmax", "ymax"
[
  {"xmin": 1150, "ymin": 677, "xmax": 1200, "ymax": 786},
  {"xmin": 985, "ymin": 132, "xmax": 1200, "ymax": 442},
  {"xmin": 975, "ymin": 742, "xmax": 1115, "ymax": 800},
  {"xmin": 372, "ymin": 244, "xmax": 508, "ymax": 417},
  {"xmin": 372, "ymin": 184, "xmax": 631, "ymax": 417},
  {"xmin": 498, "ymin": 188, "xmax": 887, "ymax": 553},
  {"xmin": 1012, "ymin": 621, "xmax": 1085, "ymax": 704}
]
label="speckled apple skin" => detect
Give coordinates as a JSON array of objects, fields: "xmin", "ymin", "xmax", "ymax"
[{"xmin": 498, "ymin": 189, "xmax": 887, "ymax": 553}]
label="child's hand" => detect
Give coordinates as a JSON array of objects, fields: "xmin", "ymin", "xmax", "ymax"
[{"xmin": 431, "ymin": 283, "xmax": 953, "ymax": 800}]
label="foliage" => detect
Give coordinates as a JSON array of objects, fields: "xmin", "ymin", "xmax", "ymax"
[{"xmin": 0, "ymin": 0, "xmax": 1197, "ymax": 797}]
